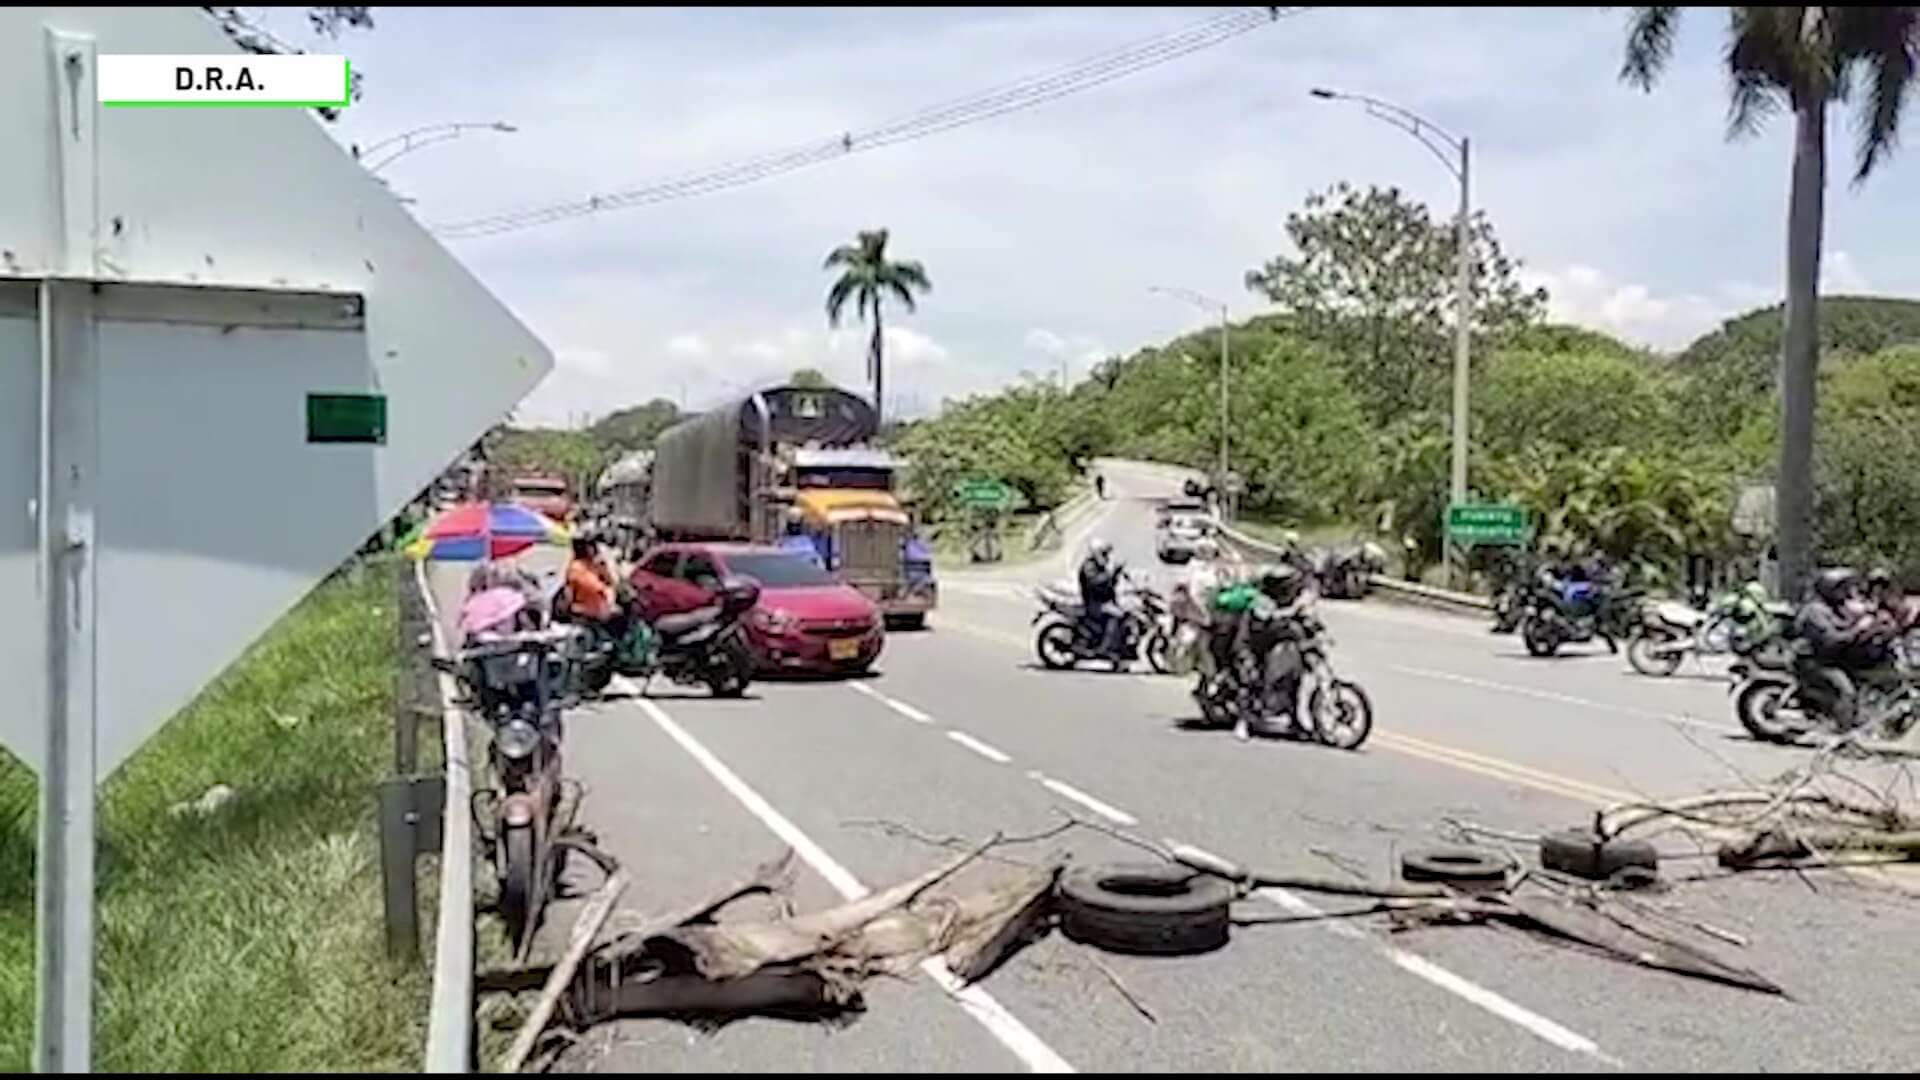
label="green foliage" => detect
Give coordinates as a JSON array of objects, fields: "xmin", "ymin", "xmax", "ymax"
[
  {"xmin": 1483, "ymin": 445, "xmax": 1732, "ymax": 587},
  {"xmin": 587, "ymin": 398, "xmax": 683, "ymax": 449},
  {"xmin": 894, "ymin": 384, "xmax": 1071, "ymax": 519},
  {"xmin": 1243, "ymin": 182, "xmax": 1547, "ymax": 421},
  {"xmin": 1814, "ymin": 346, "xmax": 1920, "ymax": 581},
  {"xmin": 1476, "ymin": 346, "xmax": 1681, "ymax": 460},
  {"xmin": 202, "ymin": 7, "xmax": 373, "ymax": 121}
]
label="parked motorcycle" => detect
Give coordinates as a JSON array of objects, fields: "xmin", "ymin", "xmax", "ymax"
[
  {"xmin": 1032, "ymin": 575, "xmax": 1169, "ymax": 672},
  {"xmin": 1312, "ymin": 543, "xmax": 1388, "ymax": 601},
  {"xmin": 559, "ymin": 576, "xmax": 760, "ymax": 698},
  {"xmin": 439, "ymin": 626, "xmax": 573, "ymax": 957},
  {"xmin": 1519, "ymin": 574, "xmax": 1645, "ymax": 658},
  {"xmin": 1627, "ymin": 582, "xmax": 1793, "ymax": 677},
  {"xmin": 1190, "ymin": 603, "xmax": 1374, "ymax": 749}
]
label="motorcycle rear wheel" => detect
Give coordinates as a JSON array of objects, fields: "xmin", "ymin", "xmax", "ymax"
[
  {"xmin": 705, "ymin": 639, "xmax": 753, "ymax": 698},
  {"xmin": 1309, "ymin": 680, "xmax": 1373, "ymax": 750},
  {"xmin": 1627, "ymin": 630, "xmax": 1684, "ymax": 678}
]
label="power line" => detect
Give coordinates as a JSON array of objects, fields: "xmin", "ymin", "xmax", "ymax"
[{"xmin": 432, "ymin": 7, "xmax": 1308, "ymax": 240}]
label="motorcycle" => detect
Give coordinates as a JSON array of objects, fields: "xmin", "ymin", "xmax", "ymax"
[
  {"xmin": 1627, "ymin": 582, "xmax": 1794, "ymax": 677},
  {"xmin": 1032, "ymin": 574, "xmax": 1169, "ymax": 672},
  {"xmin": 1189, "ymin": 598, "xmax": 1374, "ymax": 749},
  {"xmin": 1312, "ymin": 543, "xmax": 1387, "ymax": 601},
  {"xmin": 438, "ymin": 625, "xmax": 574, "ymax": 957},
  {"xmin": 559, "ymin": 576, "xmax": 759, "ymax": 698},
  {"xmin": 1519, "ymin": 573, "xmax": 1645, "ymax": 658}
]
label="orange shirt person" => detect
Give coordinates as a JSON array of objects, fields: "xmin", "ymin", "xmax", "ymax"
[{"xmin": 565, "ymin": 538, "xmax": 617, "ymax": 621}]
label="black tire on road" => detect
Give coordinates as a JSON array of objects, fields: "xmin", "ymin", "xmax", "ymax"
[
  {"xmin": 1036, "ymin": 622, "xmax": 1077, "ymax": 670},
  {"xmin": 1144, "ymin": 629, "xmax": 1171, "ymax": 675},
  {"xmin": 1399, "ymin": 847, "xmax": 1512, "ymax": 886},
  {"xmin": 1734, "ymin": 678, "xmax": 1800, "ymax": 744},
  {"xmin": 1058, "ymin": 862, "xmax": 1235, "ymax": 956},
  {"xmin": 706, "ymin": 639, "xmax": 753, "ymax": 698},
  {"xmin": 499, "ymin": 824, "xmax": 536, "ymax": 952},
  {"xmin": 1627, "ymin": 630, "xmax": 1684, "ymax": 677},
  {"xmin": 1308, "ymin": 680, "xmax": 1373, "ymax": 750},
  {"xmin": 1538, "ymin": 830, "xmax": 1659, "ymax": 881},
  {"xmin": 1521, "ymin": 616, "xmax": 1561, "ymax": 658}
]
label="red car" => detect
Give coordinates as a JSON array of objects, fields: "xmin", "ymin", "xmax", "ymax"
[{"xmin": 627, "ymin": 542, "xmax": 885, "ymax": 674}]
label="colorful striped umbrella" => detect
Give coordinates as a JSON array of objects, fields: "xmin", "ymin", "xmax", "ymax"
[{"xmin": 404, "ymin": 500, "xmax": 571, "ymax": 561}]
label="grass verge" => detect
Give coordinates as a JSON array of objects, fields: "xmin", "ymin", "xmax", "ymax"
[{"xmin": 0, "ymin": 558, "xmax": 430, "ymax": 1072}]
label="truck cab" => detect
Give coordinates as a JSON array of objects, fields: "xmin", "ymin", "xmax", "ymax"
[{"xmin": 778, "ymin": 448, "xmax": 936, "ymax": 628}]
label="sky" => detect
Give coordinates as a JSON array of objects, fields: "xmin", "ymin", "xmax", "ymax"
[{"xmin": 266, "ymin": 5, "xmax": 1920, "ymax": 427}]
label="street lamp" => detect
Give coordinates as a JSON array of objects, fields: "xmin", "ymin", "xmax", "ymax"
[
  {"xmin": 354, "ymin": 121, "xmax": 518, "ymax": 173},
  {"xmin": 1149, "ymin": 285, "xmax": 1231, "ymax": 517},
  {"xmin": 1310, "ymin": 87, "xmax": 1473, "ymax": 519}
]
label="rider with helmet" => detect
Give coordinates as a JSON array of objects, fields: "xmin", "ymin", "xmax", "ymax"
[
  {"xmin": 1221, "ymin": 563, "xmax": 1313, "ymax": 740},
  {"xmin": 1078, "ymin": 537, "xmax": 1129, "ymax": 665},
  {"xmin": 1793, "ymin": 567, "xmax": 1892, "ymax": 730}
]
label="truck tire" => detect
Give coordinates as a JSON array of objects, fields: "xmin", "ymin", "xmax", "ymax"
[
  {"xmin": 1058, "ymin": 862, "xmax": 1235, "ymax": 955},
  {"xmin": 1538, "ymin": 830, "xmax": 1659, "ymax": 882}
]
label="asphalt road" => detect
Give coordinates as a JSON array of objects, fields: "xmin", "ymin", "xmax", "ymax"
[{"xmin": 429, "ymin": 460, "xmax": 1920, "ymax": 1073}]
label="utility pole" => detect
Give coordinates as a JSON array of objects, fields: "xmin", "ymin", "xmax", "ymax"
[{"xmin": 1312, "ymin": 88, "xmax": 1472, "ymax": 576}]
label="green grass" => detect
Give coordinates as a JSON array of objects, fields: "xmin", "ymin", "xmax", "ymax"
[{"xmin": 0, "ymin": 559, "xmax": 430, "ymax": 1072}]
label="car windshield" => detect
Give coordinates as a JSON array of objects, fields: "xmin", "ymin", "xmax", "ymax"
[{"xmin": 724, "ymin": 552, "xmax": 838, "ymax": 588}]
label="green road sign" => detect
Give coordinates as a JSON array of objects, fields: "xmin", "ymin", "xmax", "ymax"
[
  {"xmin": 957, "ymin": 478, "xmax": 1016, "ymax": 510},
  {"xmin": 1446, "ymin": 503, "xmax": 1530, "ymax": 546}
]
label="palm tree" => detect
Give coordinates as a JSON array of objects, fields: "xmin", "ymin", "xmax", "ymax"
[
  {"xmin": 1618, "ymin": 7, "xmax": 1918, "ymax": 599},
  {"xmin": 824, "ymin": 229, "xmax": 931, "ymax": 424}
]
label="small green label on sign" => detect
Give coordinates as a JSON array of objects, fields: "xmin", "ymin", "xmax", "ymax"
[
  {"xmin": 307, "ymin": 393, "xmax": 387, "ymax": 445},
  {"xmin": 1446, "ymin": 503, "xmax": 1529, "ymax": 546}
]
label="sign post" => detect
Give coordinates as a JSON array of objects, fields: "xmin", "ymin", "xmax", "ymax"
[
  {"xmin": 2, "ymin": 9, "xmax": 553, "ymax": 1071},
  {"xmin": 956, "ymin": 478, "xmax": 1017, "ymax": 512}
]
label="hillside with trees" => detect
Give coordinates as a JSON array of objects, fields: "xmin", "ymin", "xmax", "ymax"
[{"xmin": 894, "ymin": 182, "xmax": 1920, "ymax": 587}]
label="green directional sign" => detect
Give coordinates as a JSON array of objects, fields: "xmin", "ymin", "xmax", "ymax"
[
  {"xmin": 957, "ymin": 478, "xmax": 1016, "ymax": 510},
  {"xmin": 1446, "ymin": 503, "xmax": 1530, "ymax": 546}
]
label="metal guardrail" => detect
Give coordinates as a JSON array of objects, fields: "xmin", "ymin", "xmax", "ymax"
[{"xmin": 414, "ymin": 559, "xmax": 475, "ymax": 1074}]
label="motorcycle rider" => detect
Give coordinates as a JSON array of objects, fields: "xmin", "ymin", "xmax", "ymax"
[
  {"xmin": 1792, "ymin": 567, "xmax": 1894, "ymax": 730},
  {"xmin": 563, "ymin": 535, "xmax": 633, "ymax": 644},
  {"xmin": 1228, "ymin": 563, "xmax": 1313, "ymax": 741},
  {"xmin": 1078, "ymin": 537, "xmax": 1130, "ymax": 665}
]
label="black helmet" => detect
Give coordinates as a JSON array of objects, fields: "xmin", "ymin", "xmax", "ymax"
[
  {"xmin": 1257, "ymin": 564, "xmax": 1304, "ymax": 605},
  {"xmin": 1813, "ymin": 567, "xmax": 1858, "ymax": 605}
]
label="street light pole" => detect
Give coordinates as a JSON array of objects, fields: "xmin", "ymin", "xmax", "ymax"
[
  {"xmin": 1311, "ymin": 88, "xmax": 1472, "ymax": 566},
  {"xmin": 1449, "ymin": 136, "xmax": 1471, "ymax": 508},
  {"xmin": 1149, "ymin": 285, "xmax": 1232, "ymax": 518},
  {"xmin": 355, "ymin": 121, "xmax": 518, "ymax": 173}
]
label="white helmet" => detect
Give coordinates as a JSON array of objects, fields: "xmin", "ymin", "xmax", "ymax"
[{"xmin": 1088, "ymin": 537, "xmax": 1114, "ymax": 561}]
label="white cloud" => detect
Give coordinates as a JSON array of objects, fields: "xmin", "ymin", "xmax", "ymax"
[
  {"xmin": 1822, "ymin": 251, "xmax": 1871, "ymax": 295},
  {"xmin": 665, "ymin": 333, "xmax": 707, "ymax": 356},
  {"xmin": 1024, "ymin": 328, "xmax": 1068, "ymax": 354},
  {"xmin": 1523, "ymin": 264, "xmax": 1769, "ymax": 351}
]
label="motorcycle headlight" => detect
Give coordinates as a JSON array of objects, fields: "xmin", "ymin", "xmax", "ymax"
[{"xmin": 496, "ymin": 718, "xmax": 540, "ymax": 760}]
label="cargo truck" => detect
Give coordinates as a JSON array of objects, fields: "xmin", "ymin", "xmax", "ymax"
[{"xmin": 648, "ymin": 385, "xmax": 937, "ymax": 627}]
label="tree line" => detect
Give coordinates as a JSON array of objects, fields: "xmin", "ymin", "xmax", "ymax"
[{"xmin": 891, "ymin": 181, "xmax": 1920, "ymax": 590}]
